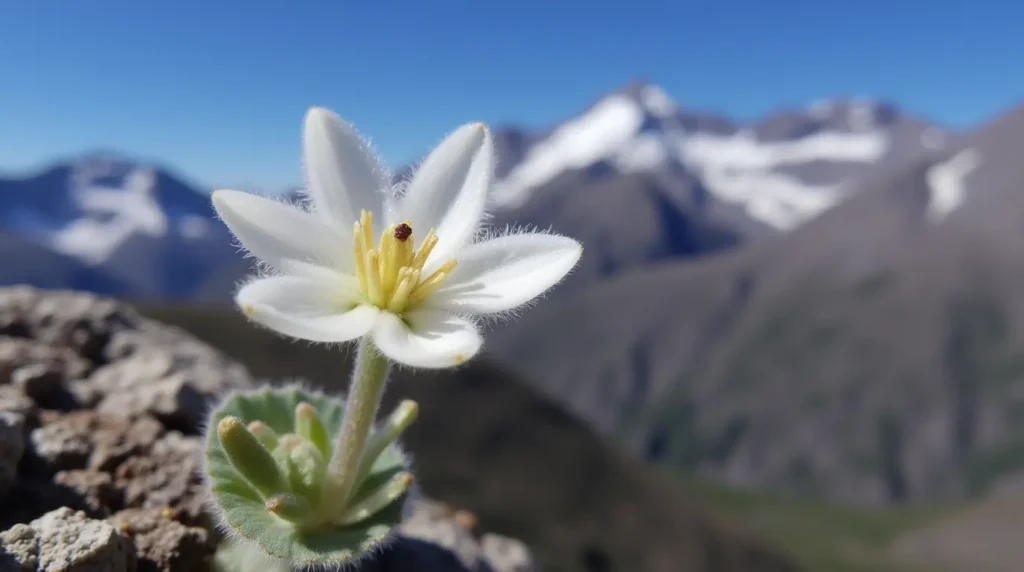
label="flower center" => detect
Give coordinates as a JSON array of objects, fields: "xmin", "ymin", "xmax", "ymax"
[{"xmin": 352, "ymin": 210, "xmax": 456, "ymax": 314}]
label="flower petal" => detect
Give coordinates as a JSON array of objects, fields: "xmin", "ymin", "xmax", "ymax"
[
  {"xmin": 212, "ymin": 189, "xmax": 351, "ymax": 272},
  {"xmin": 235, "ymin": 273, "xmax": 378, "ymax": 343},
  {"xmin": 303, "ymin": 107, "xmax": 389, "ymax": 227},
  {"xmin": 372, "ymin": 310, "xmax": 482, "ymax": 369},
  {"xmin": 429, "ymin": 233, "xmax": 582, "ymax": 314},
  {"xmin": 397, "ymin": 122, "xmax": 492, "ymax": 262}
]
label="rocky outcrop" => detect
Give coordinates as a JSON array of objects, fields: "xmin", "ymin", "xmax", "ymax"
[{"xmin": 0, "ymin": 286, "xmax": 537, "ymax": 572}]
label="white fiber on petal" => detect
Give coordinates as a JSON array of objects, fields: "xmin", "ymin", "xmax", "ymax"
[
  {"xmin": 303, "ymin": 107, "xmax": 389, "ymax": 227},
  {"xmin": 395, "ymin": 122, "xmax": 492, "ymax": 263},
  {"xmin": 372, "ymin": 310, "xmax": 482, "ymax": 369},
  {"xmin": 429, "ymin": 232, "xmax": 582, "ymax": 314},
  {"xmin": 212, "ymin": 190, "xmax": 352, "ymax": 272},
  {"xmin": 236, "ymin": 274, "xmax": 378, "ymax": 343}
]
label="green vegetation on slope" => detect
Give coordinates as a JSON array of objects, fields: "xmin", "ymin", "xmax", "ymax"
[{"xmin": 676, "ymin": 472, "xmax": 955, "ymax": 572}]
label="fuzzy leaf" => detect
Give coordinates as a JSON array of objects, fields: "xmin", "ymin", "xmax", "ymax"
[{"xmin": 205, "ymin": 386, "xmax": 410, "ymax": 565}]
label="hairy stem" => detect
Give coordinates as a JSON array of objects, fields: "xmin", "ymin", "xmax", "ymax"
[{"xmin": 318, "ymin": 338, "xmax": 391, "ymax": 521}]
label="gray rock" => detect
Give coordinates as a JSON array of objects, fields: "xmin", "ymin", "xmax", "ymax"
[
  {"xmin": 12, "ymin": 364, "xmax": 76, "ymax": 411},
  {"xmin": 394, "ymin": 499, "xmax": 541, "ymax": 572},
  {"xmin": 114, "ymin": 432, "xmax": 206, "ymax": 525},
  {"xmin": 400, "ymin": 499, "xmax": 486, "ymax": 570},
  {"xmin": 29, "ymin": 411, "xmax": 164, "ymax": 473},
  {"xmin": 0, "ymin": 387, "xmax": 34, "ymax": 419},
  {"xmin": 480, "ymin": 535, "xmax": 540, "ymax": 572},
  {"xmin": 54, "ymin": 470, "xmax": 122, "ymax": 517},
  {"xmin": 30, "ymin": 414, "xmax": 97, "ymax": 471},
  {"xmin": 0, "ymin": 412, "xmax": 25, "ymax": 499},
  {"xmin": 1, "ymin": 507, "xmax": 137, "ymax": 572},
  {"xmin": 108, "ymin": 508, "xmax": 213, "ymax": 572},
  {"xmin": 96, "ymin": 374, "xmax": 205, "ymax": 430},
  {"xmin": 0, "ymin": 337, "xmax": 91, "ymax": 386},
  {"xmin": 0, "ymin": 524, "xmax": 36, "ymax": 571},
  {"xmin": 0, "ymin": 287, "xmax": 541, "ymax": 572}
]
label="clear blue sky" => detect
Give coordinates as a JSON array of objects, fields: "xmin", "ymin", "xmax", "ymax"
[{"xmin": 1, "ymin": 0, "xmax": 1020, "ymax": 190}]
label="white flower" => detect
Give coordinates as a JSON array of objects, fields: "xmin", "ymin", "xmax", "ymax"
[{"xmin": 211, "ymin": 107, "xmax": 582, "ymax": 369}]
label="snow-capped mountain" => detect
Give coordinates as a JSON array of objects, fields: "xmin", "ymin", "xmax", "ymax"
[
  {"xmin": 492, "ymin": 82, "xmax": 952, "ymax": 231},
  {"xmin": 0, "ymin": 154, "xmax": 240, "ymax": 299},
  {"xmin": 0, "ymin": 83, "xmax": 969, "ymax": 302}
]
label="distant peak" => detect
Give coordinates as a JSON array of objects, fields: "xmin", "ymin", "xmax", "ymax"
[{"xmin": 604, "ymin": 80, "xmax": 679, "ymax": 119}]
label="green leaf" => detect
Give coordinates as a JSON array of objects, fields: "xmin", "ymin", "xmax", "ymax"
[{"xmin": 204, "ymin": 386, "xmax": 410, "ymax": 566}]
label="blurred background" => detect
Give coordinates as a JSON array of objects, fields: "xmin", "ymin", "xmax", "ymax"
[{"xmin": 3, "ymin": 0, "xmax": 1024, "ymax": 570}]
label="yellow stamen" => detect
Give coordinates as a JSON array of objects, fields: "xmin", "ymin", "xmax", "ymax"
[
  {"xmin": 386, "ymin": 269, "xmax": 420, "ymax": 313},
  {"xmin": 365, "ymin": 249, "xmax": 384, "ymax": 307},
  {"xmin": 350, "ymin": 213, "xmax": 455, "ymax": 314},
  {"xmin": 360, "ymin": 210, "xmax": 373, "ymax": 254},
  {"xmin": 410, "ymin": 230, "xmax": 438, "ymax": 271},
  {"xmin": 353, "ymin": 222, "xmax": 367, "ymax": 293},
  {"xmin": 379, "ymin": 227, "xmax": 400, "ymax": 296},
  {"xmin": 407, "ymin": 260, "xmax": 457, "ymax": 306}
]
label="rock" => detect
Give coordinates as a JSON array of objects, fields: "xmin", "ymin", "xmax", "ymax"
[
  {"xmin": 0, "ymin": 507, "xmax": 136, "ymax": 572},
  {"xmin": 481, "ymin": 535, "xmax": 539, "ymax": 572},
  {"xmin": 0, "ymin": 287, "xmax": 540, "ymax": 572},
  {"xmin": 109, "ymin": 508, "xmax": 213, "ymax": 572},
  {"xmin": 400, "ymin": 499, "xmax": 486, "ymax": 570},
  {"xmin": 11, "ymin": 364, "xmax": 77, "ymax": 411},
  {"xmin": 29, "ymin": 413, "xmax": 94, "ymax": 471},
  {"xmin": 114, "ymin": 433, "xmax": 206, "ymax": 525},
  {"xmin": 0, "ymin": 387, "xmax": 35, "ymax": 419},
  {"xmin": 391, "ymin": 498, "xmax": 541, "ymax": 572},
  {"xmin": 54, "ymin": 470, "xmax": 123, "ymax": 517},
  {"xmin": 0, "ymin": 337, "xmax": 91, "ymax": 386},
  {"xmin": 29, "ymin": 411, "xmax": 164, "ymax": 473},
  {"xmin": 0, "ymin": 287, "xmax": 137, "ymax": 363},
  {"xmin": 0, "ymin": 524, "xmax": 36, "ymax": 571},
  {"xmin": 0, "ymin": 412, "xmax": 25, "ymax": 499},
  {"xmin": 96, "ymin": 374, "xmax": 205, "ymax": 432}
]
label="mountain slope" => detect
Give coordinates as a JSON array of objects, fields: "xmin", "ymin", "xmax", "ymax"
[
  {"xmin": 0, "ymin": 230, "xmax": 129, "ymax": 293},
  {"xmin": 488, "ymin": 102, "xmax": 1024, "ymax": 505}
]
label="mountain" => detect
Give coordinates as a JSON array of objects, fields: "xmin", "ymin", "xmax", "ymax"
[
  {"xmin": 491, "ymin": 83, "xmax": 949, "ymax": 229},
  {"xmin": 0, "ymin": 85, "xmax": 954, "ymax": 304},
  {"xmin": 488, "ymin": 102, "xmax": 1024, "ymax": 506},
  {"xmin": 0, "ymin": 154, "xmax": 241, "ymax": 299}
]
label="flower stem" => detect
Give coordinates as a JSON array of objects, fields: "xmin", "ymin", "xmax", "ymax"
[{"xmin": 319, "ymin": 338, "xmax": 391, "ymax": 522}]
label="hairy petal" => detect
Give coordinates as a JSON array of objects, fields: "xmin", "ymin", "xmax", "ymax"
[
  {"xmin": 303, "ymin": 107, "xmax": 389, "ymax": 228},
  {"xmin": 236, "ymin": 272, "xmax": 378, "ymax": 343},
  {"xmin": 430, "ymin": 232, "xmax": 582, "ymax": 314},
  {"xmin": 212, "ymin": 190, "xmax": 351, "ymax": 273},
  {"xmin": 372, "ymin": 310, "xmax": 482, "ymax": 369},
  {"xmin": 395, "ymin": 122, "xmax": 492, "ymax": 262}
]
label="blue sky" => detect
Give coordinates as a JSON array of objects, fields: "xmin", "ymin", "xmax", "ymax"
[{"xmin": 1, "ymin": 0, "xmax": 1020, "ymax": 190}]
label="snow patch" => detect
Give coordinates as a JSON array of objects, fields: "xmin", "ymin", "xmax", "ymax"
[
  {"xmin": 925, "ymin": 148, "xmax": 981, "ymax": 223},
  {"xmin": 492, "ymin": 95, "xmax": 645, "ymax": 208},
  {"xmin": 51, "ymin": 165, "xmax": 168, "ymax": 264},
  {"xmin": 680, "ymin": 130, "xmax": 889, "ymax": 170},
  {"xmin": 679, "ymin": 130, "xmax": 889, "ymax": 229}
]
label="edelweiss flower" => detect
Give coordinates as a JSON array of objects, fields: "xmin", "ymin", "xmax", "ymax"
[{"xmin": 212, "ymin": 107, "xmax": 582, "ymax": 369}]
